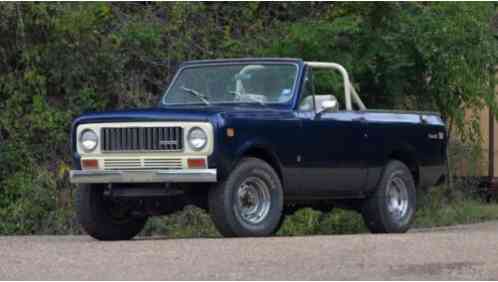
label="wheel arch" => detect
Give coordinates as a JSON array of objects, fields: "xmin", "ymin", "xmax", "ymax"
[
  {"xmin": 235, "ymin": 143, "xmax": 284, "ymax": 184},
  {"xmin": 388, "ymin": 146, "xmax": 420, "ymax": 188}
]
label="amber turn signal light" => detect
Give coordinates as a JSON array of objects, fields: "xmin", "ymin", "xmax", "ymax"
[
  {"xmin": 187, "ymin": 158, "xmax": 206, "ymax": 169},
  {"xmin": 81, "ymin": 159, "xmax": 99, "ymax": 170}
]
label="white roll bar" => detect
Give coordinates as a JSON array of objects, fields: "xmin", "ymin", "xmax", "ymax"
[{"xmin": 305, "ymin": 61, "xmax": 366, "ymax": 111}]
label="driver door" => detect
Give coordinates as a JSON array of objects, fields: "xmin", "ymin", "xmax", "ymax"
[{"xmin": 296, "ymin": 68, "xmax": 368, "ymax": 197}]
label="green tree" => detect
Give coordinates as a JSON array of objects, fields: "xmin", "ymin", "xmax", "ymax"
[{"xmin": 267, "ymin": 2, "xmax": 498, "ymax": 140}]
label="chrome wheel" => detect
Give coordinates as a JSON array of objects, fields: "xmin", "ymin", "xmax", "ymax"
[
  {"xmin": 234, "ymin": 176, "xmax": 271, "ymax": 225},
  {"xmin": 386, "ymin": 174, "xmax": 409, "ymax": 221}
]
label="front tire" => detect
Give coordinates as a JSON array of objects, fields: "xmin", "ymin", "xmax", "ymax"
[
  {"xmin": 76, "ymin": 184, "xmax": 147, "ymax": 241},
  {"xmin": 208, "ymin": 158, "xmax": 284, "ymax": 237},
  {"xmin": 362, "ymin": 160, "xmax": 416, "ymax": 233}
]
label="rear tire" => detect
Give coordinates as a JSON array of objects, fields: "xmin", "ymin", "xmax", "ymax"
[
  {"xmin": 361, "ymin": 160, "xmax": 416, "ymax": 233},
  {"xmin": 76, "ymin": 184, "xmax": 147, "ymax": 241},
  {"xmin": 208, "ymin": 158, "xmax": 284, "ymax": 237}
]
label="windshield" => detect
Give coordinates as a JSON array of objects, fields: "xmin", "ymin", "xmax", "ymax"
[{"xmin": 162, "ymin": 63, "xmax": 298, "ymax": 106}]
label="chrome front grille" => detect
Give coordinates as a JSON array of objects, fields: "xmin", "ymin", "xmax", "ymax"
[
  {"xmin": 101, "ymin": 127, "xmax": 183, "ymax": 152},
  {"xmin": 103, "ymin": 158, "xmax": 183, "ymax": 170},
  {"xmin": 143, "ymin": 158, "xmax": 183, "ymax": 169}
]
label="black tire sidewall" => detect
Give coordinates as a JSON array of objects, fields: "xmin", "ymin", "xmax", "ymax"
[
  {"xmin": 231, "ymin": 165, "xmax": 282, "ymax": 233},
  {"xmin": 210, "ymin": 158, "xmax": 283, "ymax": 237},
  {"xmin": 362, "ymin": 160, "xmax": 416, "ymax": 233},
  {"xmin": 76, "ymin": 184, "xmax": 146, "ymax": 240},
  {"xmin": 379, "ymin": 166, "xmax": 416, "ymax": 232}
]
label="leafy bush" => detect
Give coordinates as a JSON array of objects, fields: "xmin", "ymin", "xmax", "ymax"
[
  {"xmin": 0, "ymin": 166, "xmax": 78, "ymax": 234},
  {"xmin": 141, "ymin": 206, "xmax": 219, "ymax": 238},
  {"xmin": 277, "ymin": 208, "xmax": 367, "ymax": 236}
]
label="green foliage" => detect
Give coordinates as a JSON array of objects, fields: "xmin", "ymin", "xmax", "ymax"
[
  {"xmin": 277, "ymin": 208, "xmax": 367, "ymax": 236},
  {"xmin": 404, "ymin": 3, "xmax": 498, "ymax": 141},
  {"xmin": 0, "ymin": 167, "xmax": 78, "ymax": 234},
  {"xmin": 268, "ymin": 3, "xmax": 498, "ymax": 139},
  {"xmin": 414, "ymin": 187, "xmax": 498, "ymax": 228},
  {"xmin": 141, "ymin": 206, "xmax": 220, "ymax": 238},
  {"xmin": 278, "ymin": 208, "xmax": 322, "ymax": 236},
  {"xmin": 0, "ymin": 2, "xmax": 496, "ymax": 235}
]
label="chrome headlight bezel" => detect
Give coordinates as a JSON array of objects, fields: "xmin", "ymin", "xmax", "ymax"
[
  {"xmin": 187, "ymin": 127, "xmax": 208, "ymax": 151},
  {"xmin": 79, "ymin": 129, "xmax": 99, "ymax": 153}
]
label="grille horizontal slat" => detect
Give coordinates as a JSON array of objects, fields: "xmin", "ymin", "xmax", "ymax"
[
  {"xmin": 101, "ymin": 127, "xmax": 183, "ymax": 152},
  {"xmin": 102, "ymin": 158, "xmax": 182, "ymax": 170}
]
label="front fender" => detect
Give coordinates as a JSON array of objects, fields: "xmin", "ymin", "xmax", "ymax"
[{"xmin": 214, "ymin": 135, "xmax": 281, "ymax": 182}]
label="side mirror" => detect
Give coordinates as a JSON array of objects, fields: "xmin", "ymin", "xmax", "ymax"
[{"xmin": 317, "ymin": 99, "xmax": 337, "ymax": 114}]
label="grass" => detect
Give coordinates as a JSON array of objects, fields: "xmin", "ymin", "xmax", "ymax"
[
  {"xmin": 414, "ymin": 197, "xmax": 498, "ymax": 228},
  {"xmin": 140, "ymin": 187, "xmax": 498, "ymax": 238}
]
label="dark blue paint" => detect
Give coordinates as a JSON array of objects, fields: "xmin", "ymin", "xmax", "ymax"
[{"xmin": 71, "ymin": 58, "xmax": 446, "ymax": 200}]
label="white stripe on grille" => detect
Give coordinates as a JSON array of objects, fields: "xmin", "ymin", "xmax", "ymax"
[{"xmin": 103, "ymin": 158, "xmax": 183, "ymax": 170}]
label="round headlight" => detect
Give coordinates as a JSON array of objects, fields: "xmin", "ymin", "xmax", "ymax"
[
  {"xmin": 188, "ymin": 127, "xmax": 207, "ymax": 151},
  {"xmin": 80, "ymin": 129, "xmax": 98, "ymax": 152}
]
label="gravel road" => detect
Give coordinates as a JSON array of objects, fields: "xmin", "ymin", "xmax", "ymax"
[{"xmin": 1, "ymin": 221, "xmax": 497, "ymax": 280}]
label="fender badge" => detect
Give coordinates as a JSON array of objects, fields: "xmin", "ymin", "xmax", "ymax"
[
  {"xmin": 428, "ymin": 132, "xmax": 444, "ymax": 140},
  {"xmin": 428, "ymin": 133, "xmax": 438, "ymax": 140}
]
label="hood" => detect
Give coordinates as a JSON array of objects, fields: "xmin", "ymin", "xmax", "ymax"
[
  {"xmin": 74, "ymin": 107, "xmax": 220, "ymax": 125},
  {"xmin": 72, "ymin": 104, "xmax": 287, "ymax": 127}
]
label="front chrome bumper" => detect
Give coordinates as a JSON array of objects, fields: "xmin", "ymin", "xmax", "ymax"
[{"xmin": 70, "ymin": 169, "xmax": 217, "ymax": 184}]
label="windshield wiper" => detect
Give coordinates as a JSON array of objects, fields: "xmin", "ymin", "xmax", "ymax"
[
  {"xmin": 180, "ymin": 87, "xmax": 210, "ymax": 105},
  {"xmin": 228, "ymin": 91, "xmax": 265, "ymax": 106}
]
